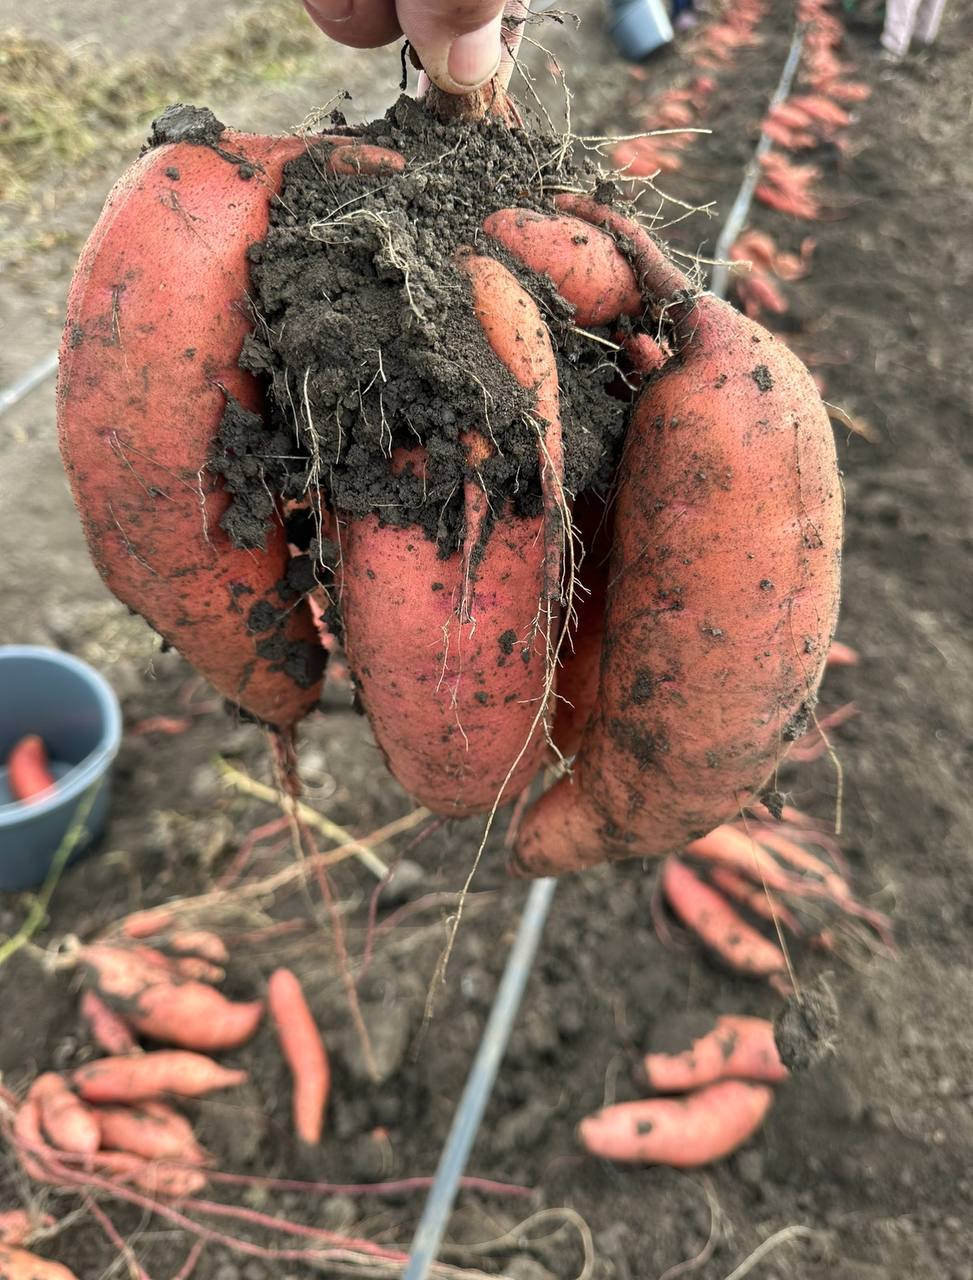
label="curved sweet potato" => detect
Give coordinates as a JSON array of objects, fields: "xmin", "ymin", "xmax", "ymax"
[
  {"xmin": 58, "ymin": 123, "xmax": 322, "ymax": 726},
  {"xmin": 513, "ymin": 196, "xmax": 842, "ymax": 876},
  {"xmin": 483, "ymin": 209, "xmax": 643, "ymax": 327},
  {"xmin": 638, "ymin": 1014, "xmax": 789, "ymax": 1093},
  {"xmin": 579, "ymin": 1080, "xmax": 773, "ymax": 1166}
]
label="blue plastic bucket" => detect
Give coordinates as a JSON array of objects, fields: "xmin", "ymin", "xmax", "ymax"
[
  {"xmin": 0, "ymin": 646, "xmax": 122, "ymax": 891},
  {"xmin": 608, "ymin": 0, "xmax": 674, "ymax": 60}
]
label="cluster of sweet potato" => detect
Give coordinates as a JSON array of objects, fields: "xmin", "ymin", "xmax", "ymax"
[{"xmin": 57, "ymin": 88, "xmax": 842, "ymax": 890}]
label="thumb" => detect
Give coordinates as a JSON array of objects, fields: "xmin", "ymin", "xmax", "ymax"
[{"xmin": 399, "ymin": 0, "xmax": 524, "ymax": 93}]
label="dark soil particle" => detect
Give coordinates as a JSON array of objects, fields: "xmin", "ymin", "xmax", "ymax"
[
  {"xmin": 775, "ymin": 979, "xmax": 840, "ymax": 1073},
  {"xmin": 751, "ymin": 363, "xmax": 774, "ymax": 392},
  {"xmin": 147, "ymin": 102, "xmax": 225, "ymax": 149},
  {"xmin": 217, "ymin": 94, "xmax": 629, "ymax": 561}
]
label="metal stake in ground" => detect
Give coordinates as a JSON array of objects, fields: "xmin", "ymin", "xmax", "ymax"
[
  {"xmin": 402, "ymin": 876, "xmax": 557, "ymax": 1280},
  {"xmin": 710, "ymin": 23, "xmax": 807, "ymax": 300}
]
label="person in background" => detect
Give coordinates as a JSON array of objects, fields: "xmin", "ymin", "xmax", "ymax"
[
  {"xmin": 671, "ymin": 0, "xmax": 697, "ymax": 32},
  {"xmin": 880, "ymin": 0, "xmax": 948, "ymax": 60}
]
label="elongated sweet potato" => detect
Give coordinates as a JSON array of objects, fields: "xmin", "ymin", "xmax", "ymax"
[
  {"xmin": 337, "ymin": 255, "xmax": 562, "ymax": 814},
  {"xmin": 96, "ymin": 1102, "xmax": 208, "ymax": 1164},
  {"xmin": 57, "ymin": 117, "xmax": 324, "ymax": 727},
  {"xmin": 638, "ymin": 1014, "xmax": 788, "ymax": 1093},
  {"xmin": 662, "ymin": 857, "xmax": 789, "ymax": 982},
  {"xmin": 267, "ymin": 968, "xmax": 330, "ymax": 1144},
  {"xmin": 72, "ymin": 1052, "xmax": 246, "ymax": 1103},
  {"xmin": 513, "ymin": 196, "xmax": 841, "ymax": 877},
  {"xmin": 579, "ymin": 1080, "xmax": 774, "ymax": 1166},
  {"xmin": 6, "ymin": 735, "xmax": 56, "ymax": 802}
]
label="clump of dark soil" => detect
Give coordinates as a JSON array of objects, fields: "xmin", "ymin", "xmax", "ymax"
[{"xmin": 215, "ymin": 94, "xmax": 630, "ymax": 558}]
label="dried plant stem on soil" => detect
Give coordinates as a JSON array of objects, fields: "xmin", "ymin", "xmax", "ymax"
[
  {"xmin": 442, "ymin": 1206, "xmax": 594, "ymax": 1280},
  {"xmin": 216, "ymin": 758, "xmax": 395, "ymax": 879},
  {"xmin": 721, "ymin": 1224, "xmax": 820, "ymax": 1280}
]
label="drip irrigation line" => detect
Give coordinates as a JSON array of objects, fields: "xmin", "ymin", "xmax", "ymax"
[
  {"xmin": 402, "ymin": 876, "xmax": 557, "ymax": 1280},
  {"xmin": 0, "ymin": 349, "xmax": 59, "ymax": 419},
  {"xmin": 710, "ymin": 21, "xmax": 807, "ymax": 299}
]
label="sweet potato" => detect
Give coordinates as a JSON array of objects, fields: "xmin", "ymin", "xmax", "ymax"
[
  {"xmin": 28, "ymin": 1074, "xmax": 100, "ymax": 1156},
  {"xmin": 482, "ymin": 210, "xmax": 643, "ymax": 327},
  {"xmin": 267, "ymin": 968, "xmax": 330, "ymax": 1144},
  {"xmin": 96, "ymin": 1102, "xmax": 208, "ymax": 1164},
  {"xmin": 661, "ymin": 858, "xmax": 789, "ymax": 981},
  {"xmin": 708, "ymin": 865, "xmax": 802, "ymax": 934},
  {"xmin": 513, "ymin": 196, "xmax": 841, "ymax": 877},
  {"xmin": 0, "ymin": 1245, "xmax": 79, "ymax": 1280},
  {"xmin": 80, "ymin": 990, "xmax": 139, "ymax": 1055},
  {"xmin": 638, "ymin": 1015, "xmax": 789, "ymax": 1093},
  {"xmin": 6, "ymin": 735, "xmax": 55, "ymax": 802},
  {"xmin": 80, "ymin": 943, "xmax": 261, "ymax": 1050},
  {"xmin": 119, "ymin": 907, "xmax": 177, "ymax": 939},
  {"xmin": 72, "ymin": 1052, "xmax": 247, "ymax": 1103},
  {"xmin": 337, "ymin": 254, "xmax": 563, "ymax": 814},
  {"xmin": 579, "ymin": 1080, "xmax": 773, "ymax": 1166},
  {"xmin": 57, "ymin": 119, "xmax": 329, "ymax": 727},
  {"xmin": 163, "ymin": 930, "xmax": 229, "ymax": 965},
  {"xmin": 0, "ymin": 1211, "xmax": 53, "ymax": 1248}
]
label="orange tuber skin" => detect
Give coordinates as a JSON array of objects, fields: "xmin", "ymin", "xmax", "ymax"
[
  {"xmin": 662, "ymin": 857, "xmax": 789, "ymax": 982},
  {"xmin": 482, "ymin": 209, "xmax": 643, "ymax": 327},
  {"xmin": 580, "ymin": 1080, "xmax": 774, "ymax": 1167},
  {"xmin": 96, "ymin": 1101, "xmax": 209, "ymax": 1164},
  {"xmin": 338, "ymin": 254, "xmax": 563, "ymax": 815},
  {"xmin": 57, "ymin": 127, "xmax": 404, "ymax": 729},
  {"xmin": 638, "ymin": 1015, "xmax": 789, "ymax": 1093},
  {"xmin": 80, "ymin": 943, "xmax": 262, "ymax": 1051},
  {"xmin": 72, "ymin": 1051, "xmax": 247, "ymax": 1103},
  {"xmin": 57, "ymin": 127, "xmax": 322, "ymax": 728},
  {"xmin": 80, "ymin": 990, "xmax": 139, "ymax": 1055},
  {"xmin": 28, "ymin": 1074, "xmax": 100, "ymax": 1156},
  {"xmin": 6, "ymin": 735, "xmax": 55, "ymax": 803},
  {"xmin": 0, "ymin": 1212, "xmax": 53, "ymax": 1248},
  {"xmin": 267, "ymin": 968, "xmax": 330, "ymax": 1145},
  {"xmin": 513, "ymin": 196, "xmax": 841, "ymax": 878}
]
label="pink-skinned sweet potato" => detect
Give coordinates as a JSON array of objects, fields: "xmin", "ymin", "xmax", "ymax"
[
  {"xmin": 57, "ymin": 114, "xmax": 401, "ymax": 727},
  {"xmin": 513, "ymin": 197, "xmax": 842, "ymax": 876}
]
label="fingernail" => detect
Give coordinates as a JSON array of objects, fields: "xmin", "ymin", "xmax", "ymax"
[
  {"xmin": 447, "ymin": 20, "xmax": 502, "ymax": 89},
  {"xmin": 305, "ymin": 0, "xmax": 353, "ymax": 22}
]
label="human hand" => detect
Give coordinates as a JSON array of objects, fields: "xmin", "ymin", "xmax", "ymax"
[{"xmin": 302, "ymin": 0, "xmax": 527, "ymax": 95}]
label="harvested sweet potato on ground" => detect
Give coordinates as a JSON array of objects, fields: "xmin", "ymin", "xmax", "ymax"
[
  {"xmin": 79, "ymin": 944, "xmax": 261, "ymax": 1051},
  {"xmin": 267, "ymin": 968, "xmax": 331, "ymax": 1144},
  {"xmin": 638, "ymin": 1015, "xmax": 789, "ymax": 1092},
  {"xmin": 72, "ymin": 1052, "xmax": 246, "ymax": 1102},
  {"xmin": 580, "ymin": 1080, "xmax": 774, "ymax": 1167},
  {"xmin": 96, "ymin": 1102, "xmax": 209, "ymax": 1164},
  {"xmin": 28, "ymin": 1074, "xmax": 100, "ymax": 1156}
]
